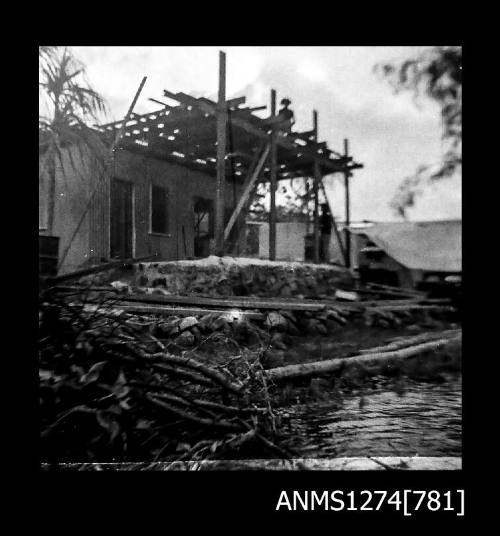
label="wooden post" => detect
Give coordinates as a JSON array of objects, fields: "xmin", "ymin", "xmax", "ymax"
[
  {"xmin": 224, "ymin": 144, "xmax": 270, "ymax": 241},
  {"xmin": 313, "ymin": 110, "xmax": 320, "ymax": 264},
  {"xmin": 112, "ymin": 77, "xmax": 147, "ymax": 151},
  {"xmin": 269, "ymin": 89, "xmax": 277, "ymax": 260},
  {"xmin": 343, "ymin": 138, "xmax": 351, "ymax": 268},
  {"xmin": 214, "ymin": 50, "xmax": 227, "ymax": 256},
  {"xmin": 318, "ymin": 179, "xmax": 348, "ymax": 266}
]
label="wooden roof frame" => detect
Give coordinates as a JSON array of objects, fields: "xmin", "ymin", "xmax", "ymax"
[{"xmin": 95, "ymin": 88, "xmax": 363, "ymax": 183}]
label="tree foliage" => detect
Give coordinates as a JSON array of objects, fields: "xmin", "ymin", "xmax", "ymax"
[
  {"xmin": 376, "ymin": 46, "xmax": 462, "ymax": 217},
  {"xmin": 39, "ymin": 46, "xmax": 108, "ymax": 233},
  {"xmin": 249, "ymin": 177, "xmax": 326, "ymax": 222}
]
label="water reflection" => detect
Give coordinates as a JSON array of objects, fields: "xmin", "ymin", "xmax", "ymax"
[{"xmin": 281, "ymin": 374, "xmax": 462, "ymax": 458}]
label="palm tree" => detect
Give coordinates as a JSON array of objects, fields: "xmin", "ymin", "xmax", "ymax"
[{"xmin": 39, "ymin": 46, "xmax": 108, "ymax": 235}]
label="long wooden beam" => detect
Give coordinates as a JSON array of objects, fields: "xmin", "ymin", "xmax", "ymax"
[
  {"xmin": 344, "ymin": 138, "xmax": 352, "ymax": 268},
  {"xmin": 226, "ymin": 96, "xmax": 246, "ymax": 108},
  {"xmin": 269, "ymin": 89, "xmax": 277, "ymax": 261},
  {"xmin": 214, "ymin": 51, "xmax": 227, "ymax": 256},
  {"xmin": 313, "ymin": 110, "xmax": 320, "ymax": 264},
  {"xmin": 223, "ymin": 144, "xmax": 270, "ymax": 241}
]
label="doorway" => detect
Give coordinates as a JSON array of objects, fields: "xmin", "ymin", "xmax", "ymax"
[
  {"xmin": 193, "ymin": 197, "xmax": 214, "ymax": 258},
  {"xmin": 110, "ymin": 178, "xmax": 133, "ymax": 259}
]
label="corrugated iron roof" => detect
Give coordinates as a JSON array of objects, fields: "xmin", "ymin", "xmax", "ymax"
[{"xmin": 350, "ymin": 220, "xmax": 462, "ymax": 272}]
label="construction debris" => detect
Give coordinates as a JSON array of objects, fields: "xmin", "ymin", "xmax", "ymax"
[{"xmin": 39, "ymin": 288, "xmax": 293, "ymax": 463}]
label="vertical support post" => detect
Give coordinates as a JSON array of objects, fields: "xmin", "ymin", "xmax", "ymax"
[
  {"xmin": 313, "ymin": 110, "xmax": 320, "ymax": 264},
  {"xmin": 343, "ymin": 138, "xmax": 351, "ymax": 268},
  {"xmin": 214, "ymin": 50, "xmax": 227, "ymax": 256},
  {"xmin": 269, "ymin": 89, "xmax": 277, "ymax": 260}
]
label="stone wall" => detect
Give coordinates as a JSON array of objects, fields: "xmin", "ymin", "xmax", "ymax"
[{"xmin": 134, "ymin": 256, "xmax": 353, "ymax": 298}]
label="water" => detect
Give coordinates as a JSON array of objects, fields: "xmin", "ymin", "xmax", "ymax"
[{"xmin": 281, "ymin": 374, "xmax": 462, "ymax": 458}]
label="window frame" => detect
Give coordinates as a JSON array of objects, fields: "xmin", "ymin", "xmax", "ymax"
[{"xmin": 149, "ymin": 182, "xmax": 171, "ymax": 237}]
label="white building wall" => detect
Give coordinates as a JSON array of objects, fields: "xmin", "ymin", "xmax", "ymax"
[{"xmin": 258, "ymin": 222, "xmax": 308, "ymax": 261}]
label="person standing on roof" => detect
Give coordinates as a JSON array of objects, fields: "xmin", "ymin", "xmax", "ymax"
[
  {"xmin": 277, "ymin": 98, "xmax": 294, "ymax": 133},
  {"xmin": 319, "ymin": 203, "xmax": 333, "ymax": 262}
]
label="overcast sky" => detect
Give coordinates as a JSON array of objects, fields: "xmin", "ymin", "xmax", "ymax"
[{"xmin": 71, "ymin": 46, "xmax": 461, "ymax": 223}]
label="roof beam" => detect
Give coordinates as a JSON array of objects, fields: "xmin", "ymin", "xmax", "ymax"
[{"xmin": 162, "ymin": 89, "xmax": 353, "ymax": 173}]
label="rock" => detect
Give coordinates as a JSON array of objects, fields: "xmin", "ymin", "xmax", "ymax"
[
  {"xmin": 110, "ymin": 280, "xmax": 131, "ymax": 293},
  {"xmin": 307, "ymin": 318, "xmax": 328, "ymax": 336},
  {"xmin": 265, "ymin": 312, "xmax": 288, "ymax": 331},
  {"xmin": 176, "ymin": 331, "xmax": 195, "ymax": 346},
  {"xmin": 326, "ymin": 309, "xmax": 347, "ymax": 325},
  {"xmin": 216, "ymin": 282, "xmax": 232, "ymax": 296},
  {"xmin": 316, "ymin": 321, "xmax": 328, "ymax": 335},
  {"xmin": 231, "ymin": 283, "xmax": 249, "ymax": 296},
  {"xmin": 154, "ymin": 318, "xmax": 182, "ymax": 337},
  {"xmin": 279, "ymin": 310, "xmax": 296, "ymax": 323},
  {"xmin": 152, "ymin": 287, "xmax": 171, "ymax": 296},
  {"xmin": 287, "ymin": 279, "xmax": 299, "ymax": 292},
  {"xmin": 197, "ymin": 312, "xmax": 219, "ymax": 330},
  {"xmin": 212, "ymin": 316, "xmax": 229, "ymax": 331},
  {"xmin": 190, "ymin": 326, "xmax": 201, "ymax": 338},
  {"xmin": 179, "ymin": 316, "xmax": 198, "ymax": 332},
  {"xmin": 279, "ymin": 284, "xmax": 292, "ymax": 298},
  {"xmin": 304, "ymin": 275, "xmax": 316, "ymax": 288},
  {"xmin": 271, "ymin": 332, "xmax": 288, "ymax": 350},
  {"xmin": 335, "ymin": 289, "xmax": 359, "ymax": 301}
]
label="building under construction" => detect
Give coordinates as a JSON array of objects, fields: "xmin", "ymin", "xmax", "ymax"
[{"xmin": 39, "ymin": 51, "xmax": 362, "ymax": 274}]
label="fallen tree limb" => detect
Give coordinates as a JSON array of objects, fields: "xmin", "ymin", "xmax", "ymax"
[
  {"xmin": 152, "ymin": 391, "xmax": 266, "ymax": 417},
  {"xmin": 358, "ymin": 329, "xmax": 462, "ymax": 354},
  {"xmin": 146, "ymin": 394, "xmax": 242, "ymax": 431},
  {"xmin": 146, "ymin": 352, "xmax": 244, "ymax": 395},
  {"xmin": 151, "ymin": 363, "xmax": 214, "ymax": 387},
  {"xmin": 365, "ymin": 304, "xmax": 454, "ymax": 313},
  {"xmin": 265, "ymin": 333, "xmax": 462, "ymax": 382}
]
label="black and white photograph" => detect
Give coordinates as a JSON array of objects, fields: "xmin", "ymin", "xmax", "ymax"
[{"xmin": 38, "ymin": 45, "xmax": 462, "ymax": 474}]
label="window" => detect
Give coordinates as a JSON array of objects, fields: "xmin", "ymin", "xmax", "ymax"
[{"xmin": 151, "ymin": 184, "xmax": 169, "ymax": 234}]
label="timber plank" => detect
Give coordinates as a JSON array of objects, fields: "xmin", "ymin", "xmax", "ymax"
[
  {"xmin": 119, "ymin": 293, "xmax": 329, "ymax": 312},
  {"xmin": 109, "ymin": 304, "xmax": 264, "ymax": 318}
]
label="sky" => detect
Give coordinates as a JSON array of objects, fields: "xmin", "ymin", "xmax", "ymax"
[{"xmin": 70, "ymin": 46, "xmax": 461, "ymax": 223}]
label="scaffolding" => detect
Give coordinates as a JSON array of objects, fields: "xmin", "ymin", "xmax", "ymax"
[{"xmin": 95, "ymin": 51, "xmax": 363, "ymax": 264}]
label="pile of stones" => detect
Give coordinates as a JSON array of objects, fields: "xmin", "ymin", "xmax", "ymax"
[{"xmin": 134, "ymin": 257, "xmax": 352, "ymax": 299}]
